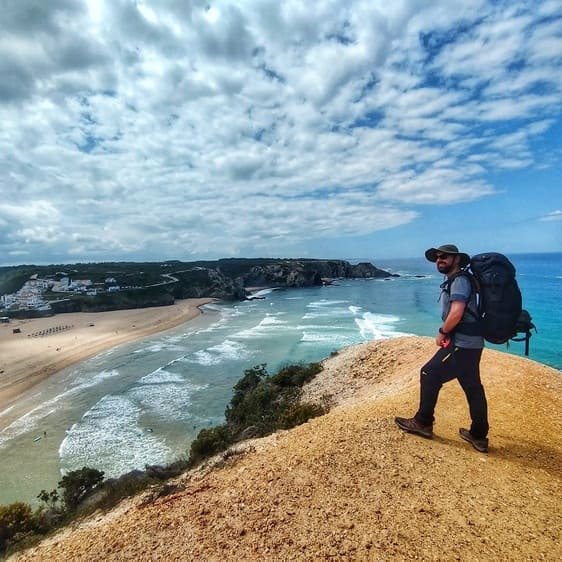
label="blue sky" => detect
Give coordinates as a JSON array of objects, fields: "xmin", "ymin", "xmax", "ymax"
[{"xmin": 0, "ymin": 0, "xmax": 561, "ymax": 265}]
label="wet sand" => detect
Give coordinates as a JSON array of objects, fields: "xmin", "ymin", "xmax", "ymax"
[{"xmin": 0, "ymin": 299, "xmax": 213, "ymax": 416}]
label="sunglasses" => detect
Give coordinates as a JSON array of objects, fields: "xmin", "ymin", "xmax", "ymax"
[{"xmin": 435, "ymin": 253, "xmax": 452, "ymax": 260}]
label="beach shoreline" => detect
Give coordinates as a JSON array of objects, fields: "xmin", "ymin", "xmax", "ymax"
[{"xmin": 0, "ymin": 298, "xmax": 214, "ymax": 419}]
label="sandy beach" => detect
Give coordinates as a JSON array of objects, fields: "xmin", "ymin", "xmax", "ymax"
[{"xmin": 0, "ymin": 299, "xmax": 213, "ymax": 416}]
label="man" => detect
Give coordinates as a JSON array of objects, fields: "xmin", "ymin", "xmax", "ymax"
[{"xmin": 395, "ymin": 244, "xmax": 489, "ymax": 453}]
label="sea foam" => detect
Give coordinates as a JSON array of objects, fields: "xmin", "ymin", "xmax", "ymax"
[
  {"xmin": 0, "ymin": 369, "xmax": 121, "ymax": 449},
  {"xmin": 232, "ymin": 314, "xmax": 293, "ymax": 340},
  {"xmin": 59, "ymin": 394, "xmax": 172, "ymax": 477},
  {"xmin": 355, "ymin": 312, "xmax": 412, "ymax": 340},
  {"xmin": 187, "ymin": 339, "xmax": 254, "ymax": 365},
  {"xmin": 127, "ymin": 380, "xmax": 203, "ymax": 420},
  {"xmin": 139, "ymin": 369, "xmax": 186, "ymax": 385}
]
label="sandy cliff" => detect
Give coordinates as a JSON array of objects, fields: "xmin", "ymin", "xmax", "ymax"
[{"xmin": 14, "ymin": 337, "xmax": 562, "ymax": 561}]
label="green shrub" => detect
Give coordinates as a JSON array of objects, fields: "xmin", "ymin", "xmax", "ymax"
[
  {"xmin": 0, "ymin": 502, "xmax": 37, "ymax": 552},
  {"xmin": 37, "ymin": 489, "xmax": 61, "ymax": 511},
  {"xmin": 58, "ymin": 467, "xmax": 105, "ymax": 511},
  {"xmin": 188, "ymin": 362, "xmax": 325, "ymax": 466},
  {"xmin": 269, "ymin": 362, "xmax": 322, "ymax": 387},
  {"xmin": 225, "ymin": 363, "xmax": 322, "ymax": 435},
  {"xmin": 229, "ymin": 364, "xmax": 268, "ymax": 410},
  {"xmin": 162, "ymin": 457, "xmax": 190, "ymax": 476},
  {"xmin": 226, "ymin": 380, "xmax": 280, "ymax": 434},
  {"xmin": 278, "ymin": 402, "xmax": 326, "ymax": 429},
  {"xmin": 189, "ymin": 425, "xmax": 233, "ymax": 464},
  {"xmin": 95, "ymin": 473, "xmax": 156, "ymax": 512}
]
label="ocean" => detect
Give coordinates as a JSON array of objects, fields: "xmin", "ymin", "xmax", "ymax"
[{"xmin": 0, "ymin": 252, "xmax": 560, "ymax": 505}]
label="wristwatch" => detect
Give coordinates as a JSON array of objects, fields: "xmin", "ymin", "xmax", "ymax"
[{"xmin": 439, "ymin": 327, "xmax": 450, "ymax": 336}]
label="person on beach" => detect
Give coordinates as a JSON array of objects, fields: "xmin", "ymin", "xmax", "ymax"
[{"xmin": 394, "ymin": 244, "xmax": 489, "ymax": 452}]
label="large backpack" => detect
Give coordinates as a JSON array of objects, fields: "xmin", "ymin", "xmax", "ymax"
[{"xmin": 466, "ymin": 253, "xmax": 536, "ymax": 355}]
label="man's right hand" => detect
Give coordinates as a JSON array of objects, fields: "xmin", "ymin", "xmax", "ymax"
[{"xmin": 436, "ymin": 332, "xmax": 451, "ymax": 348}]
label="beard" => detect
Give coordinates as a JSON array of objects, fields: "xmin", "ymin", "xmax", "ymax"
[{"xmin": 437, "ymin": 262, "xmax": 454, "ymax": 274}]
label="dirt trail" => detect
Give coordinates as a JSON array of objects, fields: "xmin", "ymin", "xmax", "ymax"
[{"xmin": 14, "ymin": 337, "xmax": 562, "ymax": 561}]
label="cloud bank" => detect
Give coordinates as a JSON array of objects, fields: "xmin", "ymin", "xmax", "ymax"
[{"xmin": 1, "ymin": 0, "xmax": 561, "ymax": 263}]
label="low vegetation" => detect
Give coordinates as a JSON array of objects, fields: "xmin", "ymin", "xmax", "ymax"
[
  {"xmin": 0, "ymin": 468, "xmax": 105, "ymax": 554},
  {"xmin": 189, "ymin": 362, "xmax": 324, "ymax": 464},
  {"xmin": 0, "ymin": 361, "xmax": 325, "ymax": 556}
]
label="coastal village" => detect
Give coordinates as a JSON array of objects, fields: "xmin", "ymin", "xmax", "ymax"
[{"xmin": 0, "ymin": 275, "xmax": 125, "ymax": 314}]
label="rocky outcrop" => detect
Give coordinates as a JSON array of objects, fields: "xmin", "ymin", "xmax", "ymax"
[
  {"xmin": 239, "ymin": 259, "xmax": 395, "ymax": 288},
  {"xmin": 241, "ymin": 263, "xmax": 322, "ymax": 288},
  {"xmin": 171, "ymin": 268, "xmax": 246, "ymax": 300},
  {"xmin": 350, "ymin": 261, "xmax": 395, "ymax": 278}
]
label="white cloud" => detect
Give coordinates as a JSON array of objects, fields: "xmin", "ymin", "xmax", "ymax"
[
  {"xmin": 0, "ymin": 0, "xmax": 561, "ymax": 263},
  {"xmin": 0, "ymin": 201, "xmax": 60, "ymax": 222},
  {"xmin": 375, "ymin": 167, "xmax": 494, "ymax": 205},
  {"xmin": 540, "ymin": 210, "xmax": 562, "ymax": 222}
]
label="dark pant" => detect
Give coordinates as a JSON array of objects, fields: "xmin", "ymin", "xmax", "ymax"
[{"xmin": 415, "ymin": 346, "xmax": 488, "ymax": 438}]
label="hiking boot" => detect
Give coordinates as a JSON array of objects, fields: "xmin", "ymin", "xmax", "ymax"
[
  {"xmin": 459, "ymin": 428, "xmax": 489, "ymax": 453},
  {"xmin": 394, "ymin": 417, "xmax": 433, "ymax": 438}
]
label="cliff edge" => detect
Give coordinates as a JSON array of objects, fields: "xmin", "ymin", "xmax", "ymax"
[{"xmin": 14, "ymin": 337, "xmax": 562, "ymax": 561}]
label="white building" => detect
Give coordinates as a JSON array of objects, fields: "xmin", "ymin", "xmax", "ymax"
[
  {"xmin": 52, "ymin": 277, "xmax": 70, "ymax": 292},
  {"xmin": 0, "ymin": 294, "xmax": 16, "ymax": 306}
]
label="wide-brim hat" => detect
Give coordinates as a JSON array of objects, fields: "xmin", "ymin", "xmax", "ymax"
[{"xmin": 425, "ymin": 244, "xmax": 470, "ymax": 267}]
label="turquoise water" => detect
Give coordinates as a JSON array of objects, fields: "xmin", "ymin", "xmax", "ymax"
[
  {"xmin": 375, "ymin": 252, "xmax": 561, "ymax": 369},
  {"xmin": 0, "ymin": 252, "xmax": 559, "ymax": 504}
]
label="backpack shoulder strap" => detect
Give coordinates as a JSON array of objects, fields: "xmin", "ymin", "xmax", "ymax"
[
  {"xmin": 443, "ymin": 269, "xmax": 476, "ymax": 293},
  {"xmin": 447, "ymin": 269, "xmax": 479, "ymax": 321}
]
